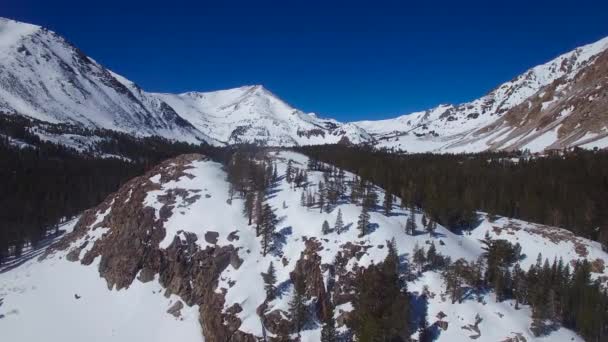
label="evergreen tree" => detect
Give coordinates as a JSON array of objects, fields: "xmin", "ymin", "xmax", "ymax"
[
  {"xmin": 260, "ymin": 204, "xmax": 277, "ymax": 256},
  {"xmin": 318, "ymin": 181, "xmax": 326, "ymax": 213},
  {"xmin": 350, "ymin": 244, "xmax": 410, "ymax": 341},
  {"xmin": 334, "ymin": 209, "xmax": 344, "ymax": 234},
  {"xmin": 322, "ymin": 220, "xmax": 332, "ymax": 235},
  {"xmin": 300, "ymin": 190, "xmax": 306, "ymax": 206},
  {"xmin": 383, "ymin": 190, "xmax": 393, "ymax": 216},
  {"xmin": 320, "ymin": 301, "xmax": 337, "ymax": 342},
  {"xmin": 254, "ymin": 191, "xmax": 263, "ymax": 236},
  {"xmin": 357, "ymin": 206, "xmax": 370, "ymax": 237},
  {"xmin": 243, "ymin": 191, "xmax": 255, "ymax": 225},
  {"xmin": 263, "ymin": 262, "xmax": 277, "ymax": 300},
  {"xmin": 413, "ymin": 243, "xmax": 426, "ymax": 274},
  {"xmin": 426, "ymin": 242, "xmax": 438, "ymax": 268},
  {"xmin": 289, "ymin": 276, "xmax": 308, "ymax": 335}
]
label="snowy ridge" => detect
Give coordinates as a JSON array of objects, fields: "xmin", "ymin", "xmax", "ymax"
[
  {"xmin": 2, "ymin": 151, "xmax": 606, "ymax": 341},
  {"xmin": 355, "ymin": 36, "xmax": 608, "ymax": 153},
  {"xmin": 1, "ymin": 16, "xmax": 608, "ymax": 152},
  {"xmin": 155, "ymin": 85, "xmax": 372, "ymax": 146}
]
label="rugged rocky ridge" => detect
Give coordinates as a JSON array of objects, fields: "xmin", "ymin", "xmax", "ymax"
[
  {"xmin": 356, "ymin": 37, "xmax": 608, "ymax": 153},
  {"xmin": 3, "ymin": 151, "xmax": 608, "ymax": 341},
  {"xmin": 45, "ymin": 154, "xmax": 255, "ymax": 341}
]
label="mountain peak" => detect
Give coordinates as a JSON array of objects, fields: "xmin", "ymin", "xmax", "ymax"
[{"xmin": 0, "ymin": 17, "xmax": 40, "ymax": 49}]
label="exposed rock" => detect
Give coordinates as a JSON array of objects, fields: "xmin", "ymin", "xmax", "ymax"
[
  {"xmin": 205, "ymin": 231, "xmax": 219, "ymax": 245},
  {"xmin": 44, "ymin": 154, "xmax": 256, "ymax": 342},
  {"xmin": 436, "ymin": 320, "xmax": 449, "ymax": 331},
  {"xmin": 167, "ymin": 300, "xmax": 184, "ymax": 318},
  {"xmin": 227, "ymin": 231, "xmax": 240, "ymax": 242}
]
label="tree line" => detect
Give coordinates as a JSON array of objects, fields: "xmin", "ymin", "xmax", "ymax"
[
  {"xmin": 296, "ymin": 145, "xmax": 608, "ymax": 247},
  {"xmin": 0, "ymin": 113, "xmax": 228, "ymax": 263}
]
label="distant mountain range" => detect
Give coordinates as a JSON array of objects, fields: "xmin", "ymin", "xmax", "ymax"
[{"xmin": 1, "ymin": 17, "xmax": 607, "ymax": 152}]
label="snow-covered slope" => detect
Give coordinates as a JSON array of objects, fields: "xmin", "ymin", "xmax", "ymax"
[
  {"xmin": 0, "ymin": 18, "xmax": 208, "ymax": 143},
  {"xmin": 2, "ymin": 151, "xmax": 606, "ymax": 341},
  {"xmin": 155, "ymin": 86, "xmax": 371, "ymax": 146},
  {"xmin": 0, "ymin": 17, "xmax": 369, "ymax": 147},
  {"xmin": 2, "ymin": 16, "xmax": 608, "ymax": 151},
  {"xmin": 356, "ymin": 36, "xmax": 608, "ymax": 153}
]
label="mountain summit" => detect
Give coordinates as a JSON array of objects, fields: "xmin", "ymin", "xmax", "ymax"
[{"xmin": 1, "ymin": 17, "xmax": 608, "ymax": 152}]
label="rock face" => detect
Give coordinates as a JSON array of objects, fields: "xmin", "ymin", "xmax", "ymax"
[
  {"xmin": 45, "ymin": 154, "xmax": 254, "ymax": 341},
  {"xmin": 289, "ymin": 238, "xmax": 331, "ymax": 321}
]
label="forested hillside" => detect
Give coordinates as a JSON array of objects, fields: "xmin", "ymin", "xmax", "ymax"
[
  {"xmin": 0, "ymin": 114, "xmax": 228, "ymax": 262},
  {"xmin": 297, "ymin": 145, "xmax": 608, "ymax": 247}
]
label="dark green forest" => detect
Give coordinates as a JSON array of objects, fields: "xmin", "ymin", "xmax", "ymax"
[
  {"xmin": 0, "ymin": 114, "xmax": 228, "ymax": 261},
  {"xmin": 296, "ymin": 145, "xmax": 608, "ymax": 247}
]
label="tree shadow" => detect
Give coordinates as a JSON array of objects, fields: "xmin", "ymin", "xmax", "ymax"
[{"xmin": 271, "ymin": 226, "xmax": 293, "ymax": 257}]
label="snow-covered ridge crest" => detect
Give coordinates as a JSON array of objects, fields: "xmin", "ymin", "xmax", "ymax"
[
  {"xmin": 2, "ymin": 16, "xmax": 608, "ymax": 151},
  {"xmin": 2, "ymin": 151, "xmax": 607, "ymax": 341}
]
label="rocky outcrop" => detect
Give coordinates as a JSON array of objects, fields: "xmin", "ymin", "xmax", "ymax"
[
  {"xmin": 44, "ymin": 154, "xmax": 255, "ymax": 342},
  {"xmin": 289, "ymin": 238, "xmax": 330, "ymax": 321}
]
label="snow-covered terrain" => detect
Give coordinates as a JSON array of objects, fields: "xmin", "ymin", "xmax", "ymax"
[
  {"xmin": 0, "ymin": 18, "xmax": 208, "ymax": 144},
  {"xmin": 1, "ymin": 151, "xmax": 606, "ymax": 341},
  {"xmin": 155, "ymin": 86, "xmax": 371, "ymax": 146},
  {"xmin": 355, "ymin": 37, "xmax": 608, "ymax": 153},
  {"xmin": 2, "ymin": 16, "xmax": 608, "ymax": 152}
]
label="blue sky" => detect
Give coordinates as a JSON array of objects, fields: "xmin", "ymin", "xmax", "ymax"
[{"xmin": 4, "ymin": 0, "xmax": 608, "ymax": 121}]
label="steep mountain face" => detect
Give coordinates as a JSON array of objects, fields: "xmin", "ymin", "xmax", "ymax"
[
  {"xmin": 356, "ymin": 37, "xmax": 608, "ymax": 153},
  {"xmin": 2, "ymin": 151, "xmax": 607, "ymax": 341},
  {"xmin": 1, "ymin": 16, "xmax": 607, "ymax": 152},
  {"xmin": 0, "ymin": 18, "xmax": 208, "ymax": 143},
  {"xmin": 155, "ymin": 86, "xmax": 372, "ymax": 146},
  {"xmin": 0, "ymin": 17, "xmax": 369, "ymax": 147}
]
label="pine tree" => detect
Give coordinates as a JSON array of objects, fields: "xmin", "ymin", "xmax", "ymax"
[
  {"xmin": 383, "ymin": 190, "xmax": 393, "ymax": 216},
  {"xmin": 413, "ymin": 243, "xmax": 426, "ymax": 274},
  {"xmin": 362, "ymin": 182, "xmax": 378, "ymax": 209},
  {"xmin": 357, "ymin": 206, "xmax": 370, "ymax": 237},
  {"xmin": 300, "ymin": 190, "xmax": 306, "ymax": 206},
  {"xmin": 426, "ymin": 242, "xmax": 438, "ymax": 268},
  {"xmin": 318, "ymin": 181, "xmax": 325, "ymax": 213},
  {"xmin": 334, "ymin": 209, "xmax": 344, "ymax": 234},
  {"xmin": 286, "ymin": 159, "xmax": 294, "ymax": 183},
  {"xmin": 322, "ymin": 220, "xmax": 332, "ymax": 235},
  {"xmin": 320, "ymin": 301, "xmax": 337, "ymax": 342},
  {"xmin": 260, "ymin": 204, "xmax": 277, "ymax": 256},
  {"xmin": 421, "ymin": 212, "xmax": 428, "ymax": 229},
  {"xmin": 243, "ymin": 191, "xmax": 255, "ymax": 225},
  {"xmin": 254, "ymin": 191, "xmax": 263, "ymax": 236},
  {"xmin": 289, "ymin": 276, "xmax": 307, "ymax": 335},
  {"xmin": 427, "ymin": 219, "xmax": 436, "ymax": 237},
  {"xmin": 263, "ymin": 262, "xmax": 277, "ymax": 301}
]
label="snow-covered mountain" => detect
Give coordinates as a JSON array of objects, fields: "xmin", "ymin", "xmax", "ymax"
[
  {"xmin": 0, "ymin": 18, "xmax": 209, "ymax": 144},
  {"xmin": 2, "ymin": 151, "xmax": 606, "ymax": 341},
  {"xmin": 155, "ymin": 86, "xmax": 371, "ymax": 146},
  {"xmin": 2, "ymin": 16, "xmax": 608, "ymax": 152},
  {"xmin": 0, "ymin": 17, "xmax": 369, "ymax": 147},
  {"xmin": 356, "ymin": 37, "xmax": 608, "ymax": 153}
]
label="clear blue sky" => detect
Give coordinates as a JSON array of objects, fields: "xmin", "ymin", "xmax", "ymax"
[{"xmin": 4, "ymin": 0, "xmax": 608, "ymax": 121}]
